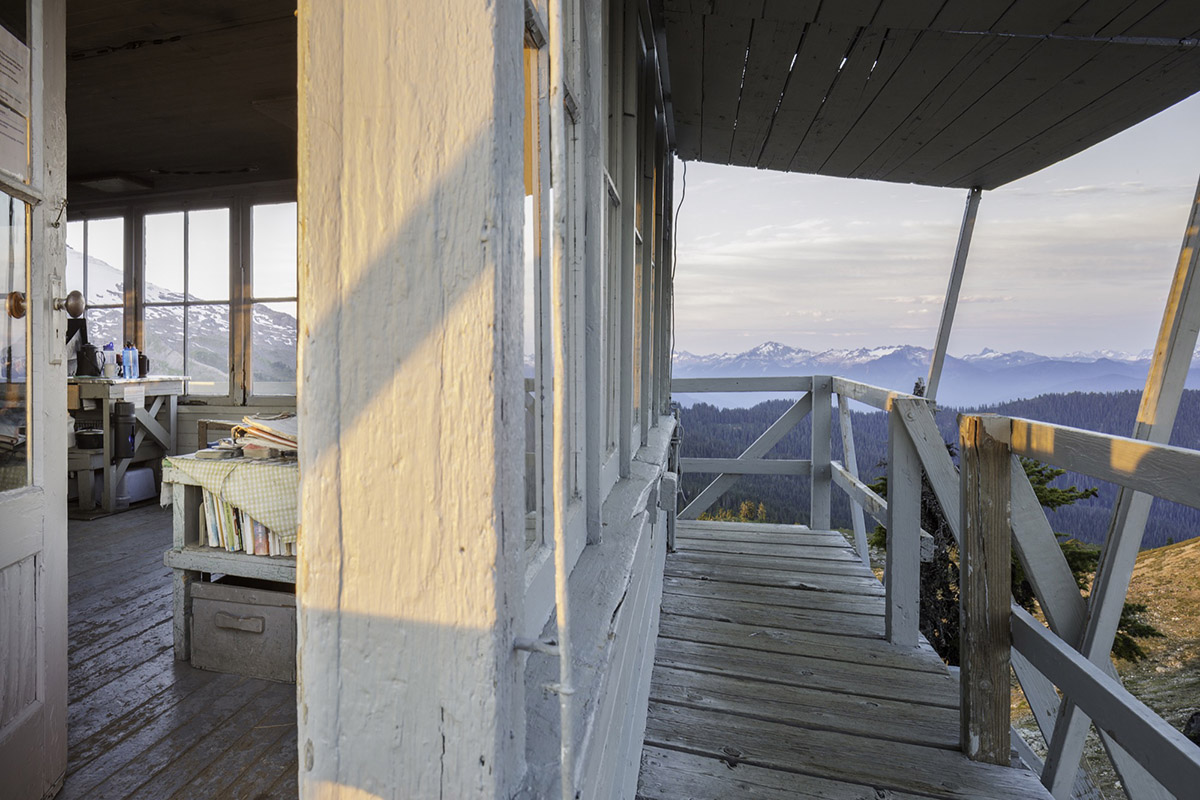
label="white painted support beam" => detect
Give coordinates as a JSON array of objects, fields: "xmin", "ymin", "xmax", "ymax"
[
  {"xmin": 681, "ymin": 457, "xmax": 811, "ymax": 476},
  {"xmin": 810, "ymin": 376, "xmax": 832, "ymax": 530},
  {"xmin": 1007, "ymin": 418, "xmax": 1200, "ymax": 510},
  {"xmin": 671, "ymin": 376, "xmax": 812, "ymax": 393},
  {"xmin": 296, "ymin": 2, "xmax": 526, "ymax": 795},
  {"xmin": 1042, "ymin": 174, "xmax": 1200, "ymax": 800},
  {"xmin": 926, "ymin": 187, "xmax": 982, "ymax": 403},
  {"xmin": 617, "ymin": 0, "xmax": 638, "ymax": 479},
  {"xmin": 885, "ymin": 405, "xmax": 921, "ymax": 646},
  {"xmin": 679, "ymin": 393, "xmax": 813, "ymax": 519},
  {"xmin": 1013, "ymin": 606, "xmax": 1200, "ymax": 800},
  {"xmin": 548, "ymin": 0, "xmax": 576, "ymax": 795},
  {"xmin": 831, "ymin": 377, "xmax": 912, "ymax": 411},
  {"xmin": 639, "ymin": 59, "xmax": 655, "ymax": 447},
  {"xmin": 582, "ymin": 0, "xmax": 605, "ymax": 545},
  {"xmin": 836, "ymin": 394, "xmax": 869, "ymax": 566},
  {"xmin": 831, "ymin": 462, "xmax": 934, "ymax": 562},
  {"xmin": 958, "ymin": 415, "xmax": 1012, "ymax": 765}
]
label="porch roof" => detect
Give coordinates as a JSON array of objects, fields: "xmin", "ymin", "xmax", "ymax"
[{"xmin": 658, "ymin": 0, "xmax": 1200, "ymax": 189}]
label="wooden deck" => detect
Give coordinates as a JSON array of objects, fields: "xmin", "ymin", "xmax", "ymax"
[
  {"xmin": 61, "ymin": 504, "xmax": 297, "ymax": 800},
  {"xmin": 637, "ymin": 520, "xmax": 1052, "ymax": 800}
]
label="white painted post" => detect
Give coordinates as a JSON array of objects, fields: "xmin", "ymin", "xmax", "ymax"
[
  {"xmin": 837, "ymin": 394, "xmax": 869, "ymax": 567},
  {"xmin": 617, "ymin": 0, "xmax": 637, "ymax": 478},
  {"xmin": 639, "ymin": 61, "xmax": 655, "ymax": 447},
  {"xmin": 582, "ymin": 0, "xmax": 604, "ymax": 544},
  {"xmin": 810, "ymin": 376, "xmax": 832, "ymax": 530},
  {"xmin": 885, "ymin": 405, "xmax": 921, "ymax": 646},
  {"xmin": 296, "ymin": 2, "xmax": 526, "ymax": 796},
  {"xmin": 926, "ymin": 187, "xmax": 981, "ymax": 403},
  {"xmin": 1042, "ymin": 174, "xmax": 1200, "ymax": 800}
]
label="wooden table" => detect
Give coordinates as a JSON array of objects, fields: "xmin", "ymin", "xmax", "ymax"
[
  {"xmin": 68, "ymin": 376, "xmax": 186, "ymax": 513},
  {"xmin": 162, "ymin": 458, "xmax": 297, "ymax": 661}
]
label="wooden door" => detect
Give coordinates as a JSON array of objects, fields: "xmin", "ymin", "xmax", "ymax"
[{"xmin": 0, "ymin": 2, "xmax": 68, "ymax": 798}]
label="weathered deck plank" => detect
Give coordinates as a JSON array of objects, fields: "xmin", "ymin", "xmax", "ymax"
[
  {"xmin": 61, "ymin": 504, "xmax": 298, "ymax": 800},
  {"xmin": 639, "ymin": 522, "xmax": 1051, "ymax": 800}
]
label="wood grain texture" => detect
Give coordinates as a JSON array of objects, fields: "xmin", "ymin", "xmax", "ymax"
[{"xmin": 958, "ymin": 415, "xmax": 1011, "ymax": 765}]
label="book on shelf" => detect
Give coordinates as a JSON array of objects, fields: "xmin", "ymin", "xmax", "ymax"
[{"xmin": 197, "ymin": 486, "xmax": 291, "ymax": 557}]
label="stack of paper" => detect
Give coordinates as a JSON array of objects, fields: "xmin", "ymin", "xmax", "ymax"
[{"xmin": 233, "ymin": 413, "xmax": 298, "ymax": 453}]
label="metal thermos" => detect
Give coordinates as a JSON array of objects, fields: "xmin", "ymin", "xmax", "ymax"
[{"xmin": 113, "ymin": 401, "xmax": 136, "ymax": 459}]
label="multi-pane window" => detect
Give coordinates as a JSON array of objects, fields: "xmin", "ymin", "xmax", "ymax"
[
  {"xmin": 65, "ymin": 217, "xmax": 124, "ymax": 351},
  {"xmin": 142, "ymin": 209, "xmax": 231, "ymax": 396},
  {"xmin": 249, "ymin": 202, "xmax": 298, "ymax": 396}
]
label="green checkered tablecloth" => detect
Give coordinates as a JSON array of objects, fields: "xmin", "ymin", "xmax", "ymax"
[{"xmin": 163, "ymin": 454, "xmax": 299, "ymax": 543}]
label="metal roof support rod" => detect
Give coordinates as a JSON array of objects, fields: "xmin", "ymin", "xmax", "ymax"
[
  {"xmin": 1040, "ymin": 174, "xmax": 1200, "ymax": 800},
  {"xmin": 926, "ymin": 186, "xmax": 982, "ymax": 402},
  {"xmin": 547, "ymin": 0, "xmax": 576, "ymax": 797}
]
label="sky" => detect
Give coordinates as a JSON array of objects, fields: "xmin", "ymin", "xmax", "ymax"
[{"xmin": 671, "ymin": 92, "xmax": 1200, "ymax": 358}]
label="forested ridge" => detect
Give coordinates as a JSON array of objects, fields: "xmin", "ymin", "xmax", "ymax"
[{"xmin": 678, "ymin": 389, "xmax": 1200, "ymax": 548}]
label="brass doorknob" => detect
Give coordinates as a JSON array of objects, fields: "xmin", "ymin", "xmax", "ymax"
[
  {"xmin": 5, "ymin": 291, "xmax": 24, "ymax": 319},
  {"xmin": 55, "ymin": 290, "xmax": 85, "ymax": 317}
]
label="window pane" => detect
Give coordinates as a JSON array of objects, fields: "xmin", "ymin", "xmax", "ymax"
[
  {"xmin": 144, "ymin": 212, "xmax": 184, "ymax": 301},
  {"xmin": 86, "ymin": 217, "xmax": 124, "ymax": 308},
  {"xmin": 143, "ymin": 305, "xmax": 185, "ymax": 377},
  {"xmin": 66, "ymin": 220, "xmax": 83, "ymax": 294},
  {"xmin": 186, "ymin": 305, "xmax": 230, "ymax": 396},
  {"xmin": 87, "ymin": 307, "xmax": 123, "ymax": 352},
  {"xmin": 187, "ymin": 208, "xmax": 229, "ymax": 300},
  {"xmin": 251, "ymin": 302, "xmax": 296, "ymax": 395},
  {"xmin": 252, "ymin": 202, "xmax": 297, "ymax": 298},
  {"xmin": 0, "ymin": 193, "xmax": 26, "ymax": 490}
]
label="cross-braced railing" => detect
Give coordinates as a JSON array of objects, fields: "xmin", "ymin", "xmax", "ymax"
[{"xmin": 671, "ymin": 373, "xmax": 1200, "ymax": 798}]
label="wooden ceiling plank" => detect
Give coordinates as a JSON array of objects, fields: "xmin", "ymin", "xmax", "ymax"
[
  {"xmin": 854, "ymin": 33, "xmax": 1029, "ymax": 181},
  {"xmin": 822, "ymin": 30, "xmax": 976, "ymax": 178},
  {"xmin": 700, "ymin": 13, "xmax": 753, "ymax": 163},
  {"xmin": 761, "ymin": 0, "xmax": 821, "ymax": 24},
  {"xmin": 790, "ymin": 27, "xmax": 916, "ymax": 175},
  {"xmin": 950, "ymin": 49, "xmax": 1200, "ymax": 189},
  {"xmin": 871, "ymin": 0, "xmax": 946, "ymax": 31},
  {"xmin": 815, "ymin": 0, "xmax": 881, "ymax": 27},
  {"xmin": 664, "ymin": 10, "xmax": 705, "ymax": 159},
  {"xmin": 1093, "ymin": 0, "xmax": 1171, "ymax": 38},
  {"xmin": 756, "ymin": 23, "xmax": 855, "ymax": 170},
  {"xmin": 1117, "ymin": 3, "xmax": 1200, "ymax": 38},
  {"xmin": 991, "ymin": 0, "xmax": 1083, "ymax": 34},
  {"xmin": 928, "ymin": 0, "xmax": 1014, "ymax": 32},
  {"xmin": 1052, "ymin": 0, "xmax": 1140, "ymax": 36},
  {"xmin": 926, "ymin": 43, "xmax": 1175, "ymax": 187},
  {"xmin": 878, "ymin": 37, "xmax": 1099, "ymax": 185},
  {"xmin": 728, "ymin": 17, "xmax": 805, "ymax": 166}
]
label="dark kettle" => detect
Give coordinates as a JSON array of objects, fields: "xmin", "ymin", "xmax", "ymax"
[{"xmin": 77, "ymin": 343, "xmax": 103, "ymax": 376}]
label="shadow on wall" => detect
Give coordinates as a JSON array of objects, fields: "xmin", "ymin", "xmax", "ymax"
[{"xmin": 295, "ymin": 69, "xmax": 532, "ymax": 798}]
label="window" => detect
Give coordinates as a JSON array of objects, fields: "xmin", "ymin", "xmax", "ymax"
[
  {"xmin": 68, "ymin": 190, "xmax": 299, "ymax": 405},
  {"xmin": 65, "ymin": 217, "xmax": 124, "ymax": 351},
  {"xmin": 142, "ymin": 209, "xmax": 231, "ymax": 396},
  {"xmin": 249, "ymin": 202, "xmax": 298, "ymax": 396}
]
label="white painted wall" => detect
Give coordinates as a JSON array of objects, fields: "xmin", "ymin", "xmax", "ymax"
[{"xmin": 296, "ymin": 1, "xmax": 527, "ymax": 797}]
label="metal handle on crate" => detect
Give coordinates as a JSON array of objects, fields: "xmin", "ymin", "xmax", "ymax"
[{"xmin": 214, "ymin": 611, "xmax": 265, "ymax": 634}]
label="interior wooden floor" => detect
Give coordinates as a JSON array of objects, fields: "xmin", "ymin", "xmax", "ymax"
[
  {"xmin": 61, "ymin": 504, "xmax": 297, "ymax": 800},
  {"xmin": 637, "ymin": 519, "xmax": 1052, "ymax": 800}
]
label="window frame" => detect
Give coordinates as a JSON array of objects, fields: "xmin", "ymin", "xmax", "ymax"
[{"xmin": 66, "ymin": 181, "xmax": 297, "ymax": 406}]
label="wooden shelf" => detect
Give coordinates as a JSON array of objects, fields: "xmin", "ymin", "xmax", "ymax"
[{"xmin": 164, "ymin": 545, "xmax": 295, "ymax": 584}]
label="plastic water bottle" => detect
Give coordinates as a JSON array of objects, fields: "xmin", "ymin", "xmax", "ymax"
[{"xmin": 123, "ymin": 342, "xmax": 140, "ymax": 379}]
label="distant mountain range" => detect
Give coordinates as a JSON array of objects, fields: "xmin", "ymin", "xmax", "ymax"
[{"xmin": 672, "ymin": 341, "xmax": 1200, "ymax": 408}]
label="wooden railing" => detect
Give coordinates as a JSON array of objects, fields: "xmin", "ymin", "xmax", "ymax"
[
  {"xmin": 670, "ymin": 375, "xmax": 1200, "ymax": 798},
  {"xmin": 960, "ymin": 414, "xmax": 1200, "ymax": 798}
]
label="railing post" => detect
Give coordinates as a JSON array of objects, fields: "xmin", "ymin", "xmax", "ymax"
[
  {"xmin": 885, "ymin": 402, "xmax": 922, "ymax": 646},
  {"xmin": 959, "ymin": 414, "xmax": 1012, "ymax": 765},
  {"xmin": 810, "ymin": 375, "xmax": 832, "ymax": 530}
]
